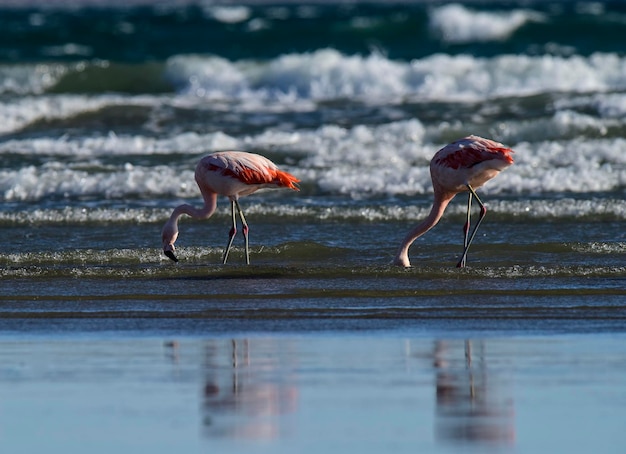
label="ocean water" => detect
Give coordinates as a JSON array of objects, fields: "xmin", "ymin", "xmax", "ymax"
[{"xmin": 0, "ymin": 0, "xmax": 625, "ymax": 452}]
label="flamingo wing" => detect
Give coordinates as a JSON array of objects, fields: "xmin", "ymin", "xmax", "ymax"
[
  {"xmin": 433, "ymin": 135, "xmax": 514, "ymax": 170},
  {"xmin": 207, "ymin": 151, "xmax": 300, "ymax": 190}
]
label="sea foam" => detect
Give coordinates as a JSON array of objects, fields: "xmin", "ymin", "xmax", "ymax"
[{"xmin": 2, "ymin": 196, "xmax": 625, "ymax": 226}]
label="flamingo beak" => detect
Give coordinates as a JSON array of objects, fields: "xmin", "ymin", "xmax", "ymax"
[{"xmin": 164, "ymin": 250, "xmax": 179, "ymax": 262}]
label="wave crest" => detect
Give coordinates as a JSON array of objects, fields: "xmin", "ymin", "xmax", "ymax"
[{"xmin": 429, "ymin": 4, "xmax": 544, "ymax": 44}]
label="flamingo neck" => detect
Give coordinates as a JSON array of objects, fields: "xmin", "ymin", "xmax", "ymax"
[
  {"xmin": 166, "ymin": 192, "xmax": 218, "ymax": 230},
  {"xmin": 172, "ymin": 200, "xmax": 216, "ymax": 220},
  {"xmin": 161, "ymin": 190, "xmax": 219, "ymax": 256},
  {"xmin": 394, "ymin": 191, "xmax": 453, "ymax": 267}
]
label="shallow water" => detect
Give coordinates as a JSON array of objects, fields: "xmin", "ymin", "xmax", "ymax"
[{"xmin": 2, "ymin": 211, "xmax": 624, "ymax": 332}]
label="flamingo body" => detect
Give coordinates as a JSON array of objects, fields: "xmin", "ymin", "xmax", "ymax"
[
  {"xmin": 394, "ymin": 135, "xmax": 514, "ymax": 268},
  {"xmin": 196, "ymin": 151, "xmax": 299, "ymax": 197},
  {"xmin": 162, "ymin": 151, "xmax": 299, "ymax": 264}
]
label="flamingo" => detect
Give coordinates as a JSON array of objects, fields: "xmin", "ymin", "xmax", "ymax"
[
  {"xmin": 393, "ymin": 135, "xmax": 514, "ymax": 268},
  {"xmin": 161, "ymin": 151, "xmax": 300, "ymax": 264}
]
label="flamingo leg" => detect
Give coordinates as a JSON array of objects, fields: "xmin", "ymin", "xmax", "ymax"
[
  {"xmin": 235, "ymin": 200, "xmax": 250, "ymax": 265},
  {"xmin": 222, "ymin": 200, "xmax": 237, "ymax": 264},
  {"xmin": 457, "ymin": 185, "xmax": 487, "ymax": 268},
  {"xmin": 458, "ymin": 191, "xmax": 473, "ymax": 268},
  {"xmin": 462, "ymin": 191, "xmax": 473, "ymax": 249}
]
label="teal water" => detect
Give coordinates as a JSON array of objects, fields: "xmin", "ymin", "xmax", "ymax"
[{"xmin": 3, "ymin": 1, "xmax": 626, "ymax": 64}]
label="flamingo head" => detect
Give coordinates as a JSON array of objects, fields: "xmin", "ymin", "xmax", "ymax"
[{"xmin": 161, "ymin": 221, "xmax": 179, "ymax": 263}]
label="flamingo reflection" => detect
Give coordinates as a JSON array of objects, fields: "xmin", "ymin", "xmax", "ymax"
[
  {"xmin": 201, "ymin": 339, "xmax": 298, "ymax": 440},
  {"xmin": 433, "ymin": 339, "xmax": 515, "ymax": 445}
]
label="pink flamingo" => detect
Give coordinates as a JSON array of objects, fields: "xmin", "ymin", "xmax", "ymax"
[
  {"xmin": 393, "ymin": 135, "xmax": 514, "ymax": 268},
  {"xmin": 161, "ymin": 151, "xmax": 300, "ymax": 264}
]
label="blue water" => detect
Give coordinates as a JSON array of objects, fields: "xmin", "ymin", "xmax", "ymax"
[{"xmin": 2, "ymin": 335, "xmax": 626, "ymax": 454}]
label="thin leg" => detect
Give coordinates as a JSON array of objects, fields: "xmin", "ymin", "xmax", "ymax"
[
  {"xmin": 463, "ymin": 191, "xmax": 472, "ymax": 248},
  {"xmin": 235, "ymin": 200, "xmax": 250, "ymax": 265},
  {"xmin": 222, "ymin": 200, "xmax": 237, "ymax": 264},
  {"xmin": 457, "ymin": 185, "xmax": 487, "ymax": 268},
  {"xmin": 458, "ymin": 192, "xmax": 472, "ymax": 268}
]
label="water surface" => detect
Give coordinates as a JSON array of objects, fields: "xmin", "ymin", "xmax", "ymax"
[{"xmin": 2, "ymin": 335, "xmax": 626, "ymax": 454}]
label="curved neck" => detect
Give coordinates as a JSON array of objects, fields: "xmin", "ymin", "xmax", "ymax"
[
  {"xmin": 170, "ymin": 191, "xmax": 218, "ymax": 223},
  {"xmin": 162, "ymin": 190, "xmax": 219, "ymax": 255},
  {"xmin": 394, "ymin": 191, "xmax": 454, "ymax": 266}
]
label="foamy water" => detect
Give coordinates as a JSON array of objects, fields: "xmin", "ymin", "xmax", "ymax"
[
  {"xmin": 2, "ymin": 119, "xmax": 625, "ymax": 204},
  {"xmin": 2, "ymin": 38, "xmax": 626, "ymax": 206},
  {"xmin": 1, "ymin": 0, "xmax": 624, "ymax": 270},
  {"xmin": 4, "ymin": 51, "xmax": 626, "ymax": 101},
  {"xmin": 429, "ymin": 4, "xmax": 545, "ymax": 43}
]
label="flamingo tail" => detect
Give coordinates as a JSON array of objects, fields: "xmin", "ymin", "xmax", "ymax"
[{"xmin": 272, "ymin": 169, "xmax": 301, "ymax": 191}]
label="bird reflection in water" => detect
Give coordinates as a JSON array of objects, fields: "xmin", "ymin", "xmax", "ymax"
[
  {"xmin": 201, "ymin": 339, "xmax": 298, "ymax": 440},
  {"xmin": 433, "ymin": 340, "xmax": 515, "ymax": 446}
]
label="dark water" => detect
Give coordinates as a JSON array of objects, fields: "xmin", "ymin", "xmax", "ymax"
[
  {"xmin": 1, "ymin": 217, "xmax": 624, "ymax": 336},
  {"xmin": 3, "ymin": 1, "xmax": 626, "ymax": 64}
]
